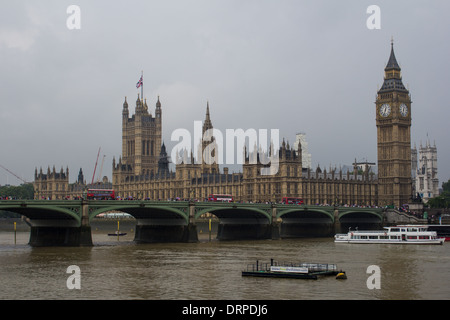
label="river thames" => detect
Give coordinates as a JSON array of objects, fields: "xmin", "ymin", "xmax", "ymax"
[{"xmin": 0, "ymin": 220, "xmax": 449, "ymax": 301}]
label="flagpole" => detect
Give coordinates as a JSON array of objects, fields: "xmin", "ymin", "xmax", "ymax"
[{"xmin": 141, "ymin": 70, "xmax": 143, "ymax": 103}]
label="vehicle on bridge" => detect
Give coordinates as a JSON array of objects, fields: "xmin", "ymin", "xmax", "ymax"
[
  {"xmin": 208, "ymin": 194, "xmax": 233, "ymax": 202},
  {"xmin": 281, "ymin": 197, "xmax": 304, "ymax": 205},
  {"xmin": 87, "ymin": 189, "xmax": 115, "ymax": 200}
]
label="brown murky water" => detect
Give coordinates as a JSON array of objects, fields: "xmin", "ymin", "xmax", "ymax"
[{"xmin": 1, "ymin": 221, "xmax": 449, "ymax": 300}]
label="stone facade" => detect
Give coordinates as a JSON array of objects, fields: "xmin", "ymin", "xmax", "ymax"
[
  {"xmin": 111, "ymin": 96, "xmax": 378, "ymax": 205},
  {"xmin": 34, "ymin": 167, "xmax": 111, "ymax": 200},
  {"xmin": 35, "ymin": 43, "xmax": 417, "ymax": 207},
  {"xmin": 34, "ymin": 166, "xmax": 69, "ymax": 200}
]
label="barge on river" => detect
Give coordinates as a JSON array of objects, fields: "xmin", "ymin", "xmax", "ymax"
[
  {"xmin": 242, "ymin": 259, "xmax": 345, "ymax": 280},
  {"xmin": 335, "ymin": 225, "xmax": 445, "ymax": 245}
]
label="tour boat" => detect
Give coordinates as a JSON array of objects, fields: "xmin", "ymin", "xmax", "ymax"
[{"xmin": 334, "ymin": 225, "xmax": 445, "ymax": 245}]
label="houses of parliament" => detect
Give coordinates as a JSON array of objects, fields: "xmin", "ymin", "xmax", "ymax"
[{"xmin": 34, "ymin": 43, "xmax": 414, "ymax": 207}]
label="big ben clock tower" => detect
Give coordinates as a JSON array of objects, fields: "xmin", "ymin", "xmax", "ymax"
[{"xmin": 376, "ymin": 40, "xmax": 412, "ymax": 207}]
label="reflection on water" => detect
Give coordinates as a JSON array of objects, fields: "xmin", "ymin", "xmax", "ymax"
[{"xmin": 1, "ymin": 228, "xmax": 450, "ymax": 300}]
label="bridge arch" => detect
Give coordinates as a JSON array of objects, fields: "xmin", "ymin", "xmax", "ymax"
[
  {"xmin": 87, "ymin": 202, "xmax": 189, "ymax": 222},
  {"xmin": 276, "ymin": 206, "xmax": 335, "ymax": 238},
  {"xmin": 0, "ymin": 200, "xmax": 92, "ymax": 247},
  {"xmin": 194, "ymin": 203, "xmax": 273, "ymax": 240},
  {"xmin": 277, "ymin": 207, "xmax": 334, "ymax": 221},
  {"xmin": 338, "ymin": 209, "xmax": 383, "ymax": 221},
  {"xmin": 0, "ymin": 201, "xmax": 82, "ymax": 226},
  {"xmin": 194, "ymin": 205, "xmax": 271, "ymax": 221},
  {"xmin": 337, "ymin": 209, "xmax": 383, "ymax": 230}
]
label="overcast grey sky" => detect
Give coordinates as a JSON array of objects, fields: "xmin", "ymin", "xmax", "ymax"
[{"xmin": 1, "ymin": 1, "xmax": 449, "ymax": 187}]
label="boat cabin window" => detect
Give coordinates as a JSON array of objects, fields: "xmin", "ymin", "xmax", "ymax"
[{"xmin": 390, "ymin": 228, "xmax": 400, "ymax": 232}]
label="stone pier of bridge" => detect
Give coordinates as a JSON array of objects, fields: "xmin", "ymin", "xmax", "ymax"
[{"xmin": 28, "ymin": 200, "xmax": 93, "ymax": 247}]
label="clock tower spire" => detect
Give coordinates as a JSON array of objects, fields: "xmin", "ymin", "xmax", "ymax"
[{"xmin": 376, "ymin": 40, "xmax": 412, "ymax": 207}]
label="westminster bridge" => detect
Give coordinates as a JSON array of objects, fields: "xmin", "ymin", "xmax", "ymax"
[{"xmin": 0, "ymin": 200, "xmax": 386, "ymax": 246}]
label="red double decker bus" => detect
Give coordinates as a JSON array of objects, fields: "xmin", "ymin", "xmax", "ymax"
[
  {"xmin": 281, "ymin": 197, "xmax": 304, "ymax": 205},
  {"xmin": 87, "ymin": 189, "xmax": 115, "ymax": 200},
  {"xmin": 208, "ymin": 194, "xmax": 233, "ymax": 202}
]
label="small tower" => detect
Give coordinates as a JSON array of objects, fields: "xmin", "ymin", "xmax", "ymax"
[
  {"xmin": 155, "ymin": 96, "xmax": 162, "ymax": 121},
  {"xmin": 117, "ymin": 93, "xmax": 162, "ymax": 177},
  {"xmin": 158, "ymin": 142, "xmax": 170, "ymax": 176},
  {"xmin": 199, "ymin": 102, "xmax": 219, "ymax": 174},
  {"xmin": 414, "ymin": 139, "xmax": 439, "ymax": 202},
  {"xmin": 77, "ymin": 168, "xmax": 84, "ymax": 184}
]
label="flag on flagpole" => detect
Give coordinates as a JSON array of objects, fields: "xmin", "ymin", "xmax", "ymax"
[{"xmin": 136, "ymin": 75, "xmax": 143, "ymax": 88}]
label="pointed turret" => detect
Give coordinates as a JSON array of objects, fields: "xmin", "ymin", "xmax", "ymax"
[
  {"xmin": 378, "ymin": 39, "xmax": 408, "ymax": 94},
  {"xmin": 202, "ymin": 101, "xmax": 213, "ymax": 134},
  {"xmin": 136, "ymin": 94, "xmax": 143, "ymax": 114},
  {"xmin": 200, "ymin": 102, "xmax": 219, "ymax": 173},
  {"xmin": 77, "ymin": 168, "xmax": 84, "ymax": 184},
  {"xmin": 136, "ymin": 94, "xmax": 141, "ymax": 106},
  {"xmin": 297, "ymin": 140, "xmax": 302, "ymax": 165},
  {"xmin": 155, "ymin": 96, "xmax": 162, "ymax": 120},
  {"xmin": 385, "ymin": 39, "xmax": 401, "ymax": 71},
  {"xmin": 123, "ymin": 96, "xmax": 128, "ymax": 109}
]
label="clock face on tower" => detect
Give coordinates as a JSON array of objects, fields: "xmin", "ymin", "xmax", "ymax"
[
  {"xmin": 400, "ymin": 104, "xmax": 408, "ymax": 117},
  {"xmin": 380, "ymin": 103, "xmax": 391, "ymax": 117}
]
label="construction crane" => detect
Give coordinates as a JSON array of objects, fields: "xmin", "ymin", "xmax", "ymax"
[
  {"xmin": 0, "ymin": 164, "xmax": 29, "ymax": 184},
  {"xmin": 91, "ymin": 147, "xmax": 101, "ymax": 185},
  {"xmin": 96, "ymin": 155, "xmax": 106, "ymax": 183}
]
